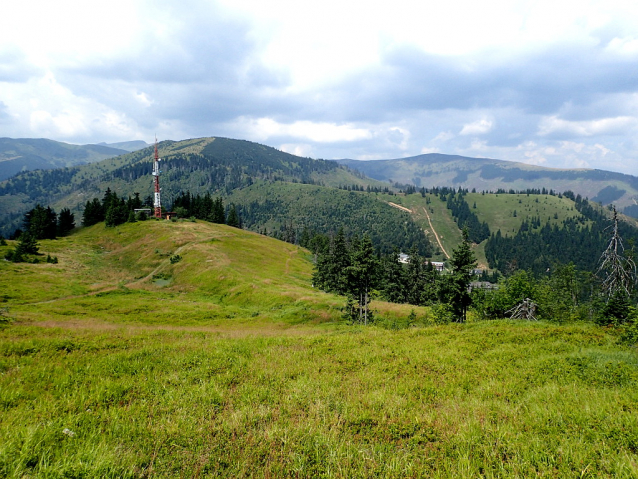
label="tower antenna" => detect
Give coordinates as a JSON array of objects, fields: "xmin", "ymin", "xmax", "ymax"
[{"xmin": 152, "ymin": 137, "xmax": 162, "ymax": 219}]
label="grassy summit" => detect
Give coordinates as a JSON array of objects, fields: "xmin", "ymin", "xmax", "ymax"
[{"xmin": 1, "ymin": 221, "xmax": 637, "ymax": 477}]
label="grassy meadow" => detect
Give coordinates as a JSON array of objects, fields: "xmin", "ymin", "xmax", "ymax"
[
  {"xmin": 1, "ymin": 220, "xmax": 638, "ymax": 477},
  {"xmin": 466, "ymin": 192, "xmax": 584, "ymax": 237}
]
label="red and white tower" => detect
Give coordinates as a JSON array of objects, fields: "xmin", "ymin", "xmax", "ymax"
[{"xmin": 152, "ymin": 138, "xmax": 162, "ymax": 219}]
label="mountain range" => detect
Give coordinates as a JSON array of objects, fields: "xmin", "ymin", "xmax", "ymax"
[
  {"xmin": 0, "ymin": 138, "xmax": 150, "ymax": 182},
  {"xmin": 1, "ymin": 136, "xmax": 638, "ymax": 258},
  {"xmin": 337, "ymin": 154, "xmax": 638, "ymax": 216}
]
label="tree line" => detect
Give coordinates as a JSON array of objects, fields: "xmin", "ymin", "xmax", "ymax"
[
  {"xmin": 3, "ymin": 204, "xmax": 74, "ymax": 263},
  {"xmin": 311, "ymin": 228, "xmax": 477, "ymax": 323},
  {"xmin": 311, "ymin": 219, "xmax": 638, "ymax": 328},
  {"xmin": 80, "ymin": 189, "xmax": 242, "ymax": 228},
  {"xmin": 484, "ymin": 194, "xmax": 638, "ymax": 276}
]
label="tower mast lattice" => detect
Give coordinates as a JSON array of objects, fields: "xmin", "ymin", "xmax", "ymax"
[{"xmin": 152, "ymin": 138, "xmax": 162, "ymax": 219}]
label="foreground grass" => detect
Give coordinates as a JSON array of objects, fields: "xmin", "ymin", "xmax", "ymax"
[
  {"xmin": 2, "ymin": 221, "xmax": 638, "ymax": 477},
  {"xmin": 1, "ymin": 320, "xmax": 637, "ymax": 478}
]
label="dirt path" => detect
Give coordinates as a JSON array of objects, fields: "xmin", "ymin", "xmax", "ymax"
[
  {"xmin": 387, "ymin": 202, "xmax": 412, "ymax": 213},
  {"xmin": 422, "ymin": 207, "xmax": 450, "ymax": 259}
]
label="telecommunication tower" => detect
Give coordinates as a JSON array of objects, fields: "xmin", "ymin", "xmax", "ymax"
[{"xmin": 152, "ymin": 138, "xmax": 162, "ymax": 219}]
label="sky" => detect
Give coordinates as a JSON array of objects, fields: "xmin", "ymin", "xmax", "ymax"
[{"xmin": 2, "ymin": 0, "xmax": 638, "ymax": 175}]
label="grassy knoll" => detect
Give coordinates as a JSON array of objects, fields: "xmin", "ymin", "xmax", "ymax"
[
  {"xmin": 468, "ymin": 192, "xmax": 583, "ymax": 237},
  {"xmin": 1, "ymin": 221, "xmax": 638, "ymax": 477},
  {"xmin": 0, "ymin": 220, "xmax": 346, "ymax": 324}
]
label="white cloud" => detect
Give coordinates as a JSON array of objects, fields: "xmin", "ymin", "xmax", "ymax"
[
  {"xmin": 421, "ymin": 147, "xmax": 440, "ymax": 154},
  {"xmin": 279, "ymin": 143, "xmax": 314, "ymax": 157},
  {"xmin": 433, "ymin": 131, "xmax": 455, "ymax": 142},
  {"xmin": 135, "ymin": 92, "xmax": 153, "ymax": 107},
  {"xmin": 538, "ymin": 115, "xmax": 636, "ymax": 137},
  {"xmin": 239, "ymin": 117, "xmax": 372, "ymax": 143},
  {"xmin": 460, "ymin": 118, "xmax": 494, "ymax": 136},
  {"xmin": 388, "ymin": 127, "xmax": 410, "ymax": 150}
]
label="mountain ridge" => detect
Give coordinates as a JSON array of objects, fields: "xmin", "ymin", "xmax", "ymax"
[
  {"xmin": 0, "ymin": 137, "xmax": 128, "ymax": 181},
  {"xmin": 336, "ymin": 153, "xmax": 638, "ymax": 215}
]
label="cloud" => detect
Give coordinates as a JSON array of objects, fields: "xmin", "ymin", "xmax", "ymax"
[
  {"xmin": 460, "ymin": 118, "xmax": 494, "ymax": 135},
  {"xmin": 2, "ymin": 0, "xmax": 638, "ymax": 174},
  {"xmin": 0, "ymin": 47, "xmax": 40, "ymax": 82},
  {"xmin": 238, "ymin": 117, "xmax": 373, "ymax": 143},
  {"xmin": 538, "ymin": 115, "xmax": 636, "ymax": 137}
]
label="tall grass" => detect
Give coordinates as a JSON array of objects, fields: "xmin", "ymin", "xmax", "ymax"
[{"xmin": 1, "ymin": 322, "xmax": 637, "ymax": 477}]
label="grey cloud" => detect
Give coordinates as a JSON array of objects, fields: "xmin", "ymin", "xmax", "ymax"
[
  {"xmin": 0, "ymin": 47, "xmax": 40, "ymax": 82},
  {"xmin": 320, "ymin": 43, "xmax": 638, "ymax": 122}
]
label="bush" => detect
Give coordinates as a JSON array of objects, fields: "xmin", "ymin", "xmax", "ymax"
[
  {"xmin": 431, "ymin": 303, "xmax": 454, "ymax": 324},
  {"xmin": 170, "ymin": 254, "xmax": 182, "ymax": 264},
  {"xmin": 598, "ymin": 291, "xmax": 633, "ymax": 326}
]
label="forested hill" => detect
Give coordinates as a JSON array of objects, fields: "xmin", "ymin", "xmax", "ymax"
[
  {"xmin": 0, "ymin": 136, "xmax": 388, "ymax": 239},
  {"xmin": 0, "ymin": 137, "xmax": 128, "ymax": 181},
  {"xmin": 228, "ymin": 182, "xmax": 431, "ymax": 256},
  {"xmin": 337, "ymin": 154, "xmax": 638, "ymax": 217}
]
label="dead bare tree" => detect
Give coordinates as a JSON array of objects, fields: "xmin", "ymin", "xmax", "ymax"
[
  {"xmin": 597, "ymin": 207, "xmax": 636, "ymax": 299},
  {"xmin": 507, "ymin": 298, "xmax": 537, "ymax": 320}
]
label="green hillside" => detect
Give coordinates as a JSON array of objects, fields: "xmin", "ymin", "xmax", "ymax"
[
  {"xmin": 0, "ymin": 220, "xmax": 340, "ymax": 324},
  {"xmin": 366, "ymin": 190, "xmax": 638, "ymax": 273},
  {"xmin": 466, "ymin": 192, "xmax": 584, "ymax": 236},
  {"xmin": 1, "ymin": 221, "xmax": 638, "ymax": 477},
  {"xmin": 338, "ymin": 154, "xmax": 638, "ymax": 217},
  {"xmin": 228, "ymin": 182, "xmax": 431, "ymax": 255}
]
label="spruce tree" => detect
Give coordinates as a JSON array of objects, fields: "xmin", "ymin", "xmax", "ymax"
[
  {"xmin": 57, "ymin": 208, "xmax": 75, "ymax": 236},
  {"xmin": 226, "ymin": 204, "xmax": 240, "ymax": 228},
  {"xmin": 447, "ymin": 228, "xmax": 478, "ymax": 322},
  {"xmin": 380, "ymin": 248, "xmax": 407, "ymax": 304},
  {"xmin": 83, "ymin": 198, "xmax": 104, "ymax": 226},
  {"xmin": 10, "ymin": 232, "xmax": 39, "ymax": 262},
  {"xmin": 23, "ymin": 204, "xmax": 57, "ymax": 240},
  {"xmin": 211, "ymin": 197, "xmax": 226, "ymax": 224},
  {"xmin": 346, "ymin": 234, "xmax": 378, "ymax": 324}
]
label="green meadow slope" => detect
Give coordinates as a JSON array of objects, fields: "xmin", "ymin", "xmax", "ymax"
[
  {"xmin": 367, "ymin": 190, "xmax": 619, "ymax": 269},
  {"xmin": 1, "ymin": 221, "xmax": 638, "ymax": 477},
  {"xmin": 0, "ymin": 220, "xmax": 342, "ymax": 325}
]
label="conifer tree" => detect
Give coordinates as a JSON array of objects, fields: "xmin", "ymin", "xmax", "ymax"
[
  {"xmin": 346, "ymin": 234, "xmax": 378, "ymax": 324},
  {"xmin": 211, "ymin": 197, "xmax": 226, "ymax": 224},
  {"xmin": 313, "ymin": 228, "xmax": 351, "ymax": 294},
  {"xmin": 380, "ymin": 248, "xmax": 407, "ymax": 304},
  {"xmin": 57, "ymin": 208, "xmax": 75, "ymax": 236},
  {"xmin": 23, "ymin": 204, "xmax": 57, "ymax": 240},
  {"xmin": 8, "ymin": 232, "xmax": 39, "ymax": 262},
  {"xmin": 405, "ymin": 245, "xmax": 425, "ymax": 305},
  {"xmin": 598, "ymin": 207, "xmax": 636, "ymax": 300},
  {"xmin": 226, "ymin": 204, "xmax": 240, "ymax": 228},
  {"xmin": 83, "ymin": 198, "xmax": 105, "ymax": 226},
  {"xmin": 446, "ymin": 228, "xmax": 478, "ymax": 322}
]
